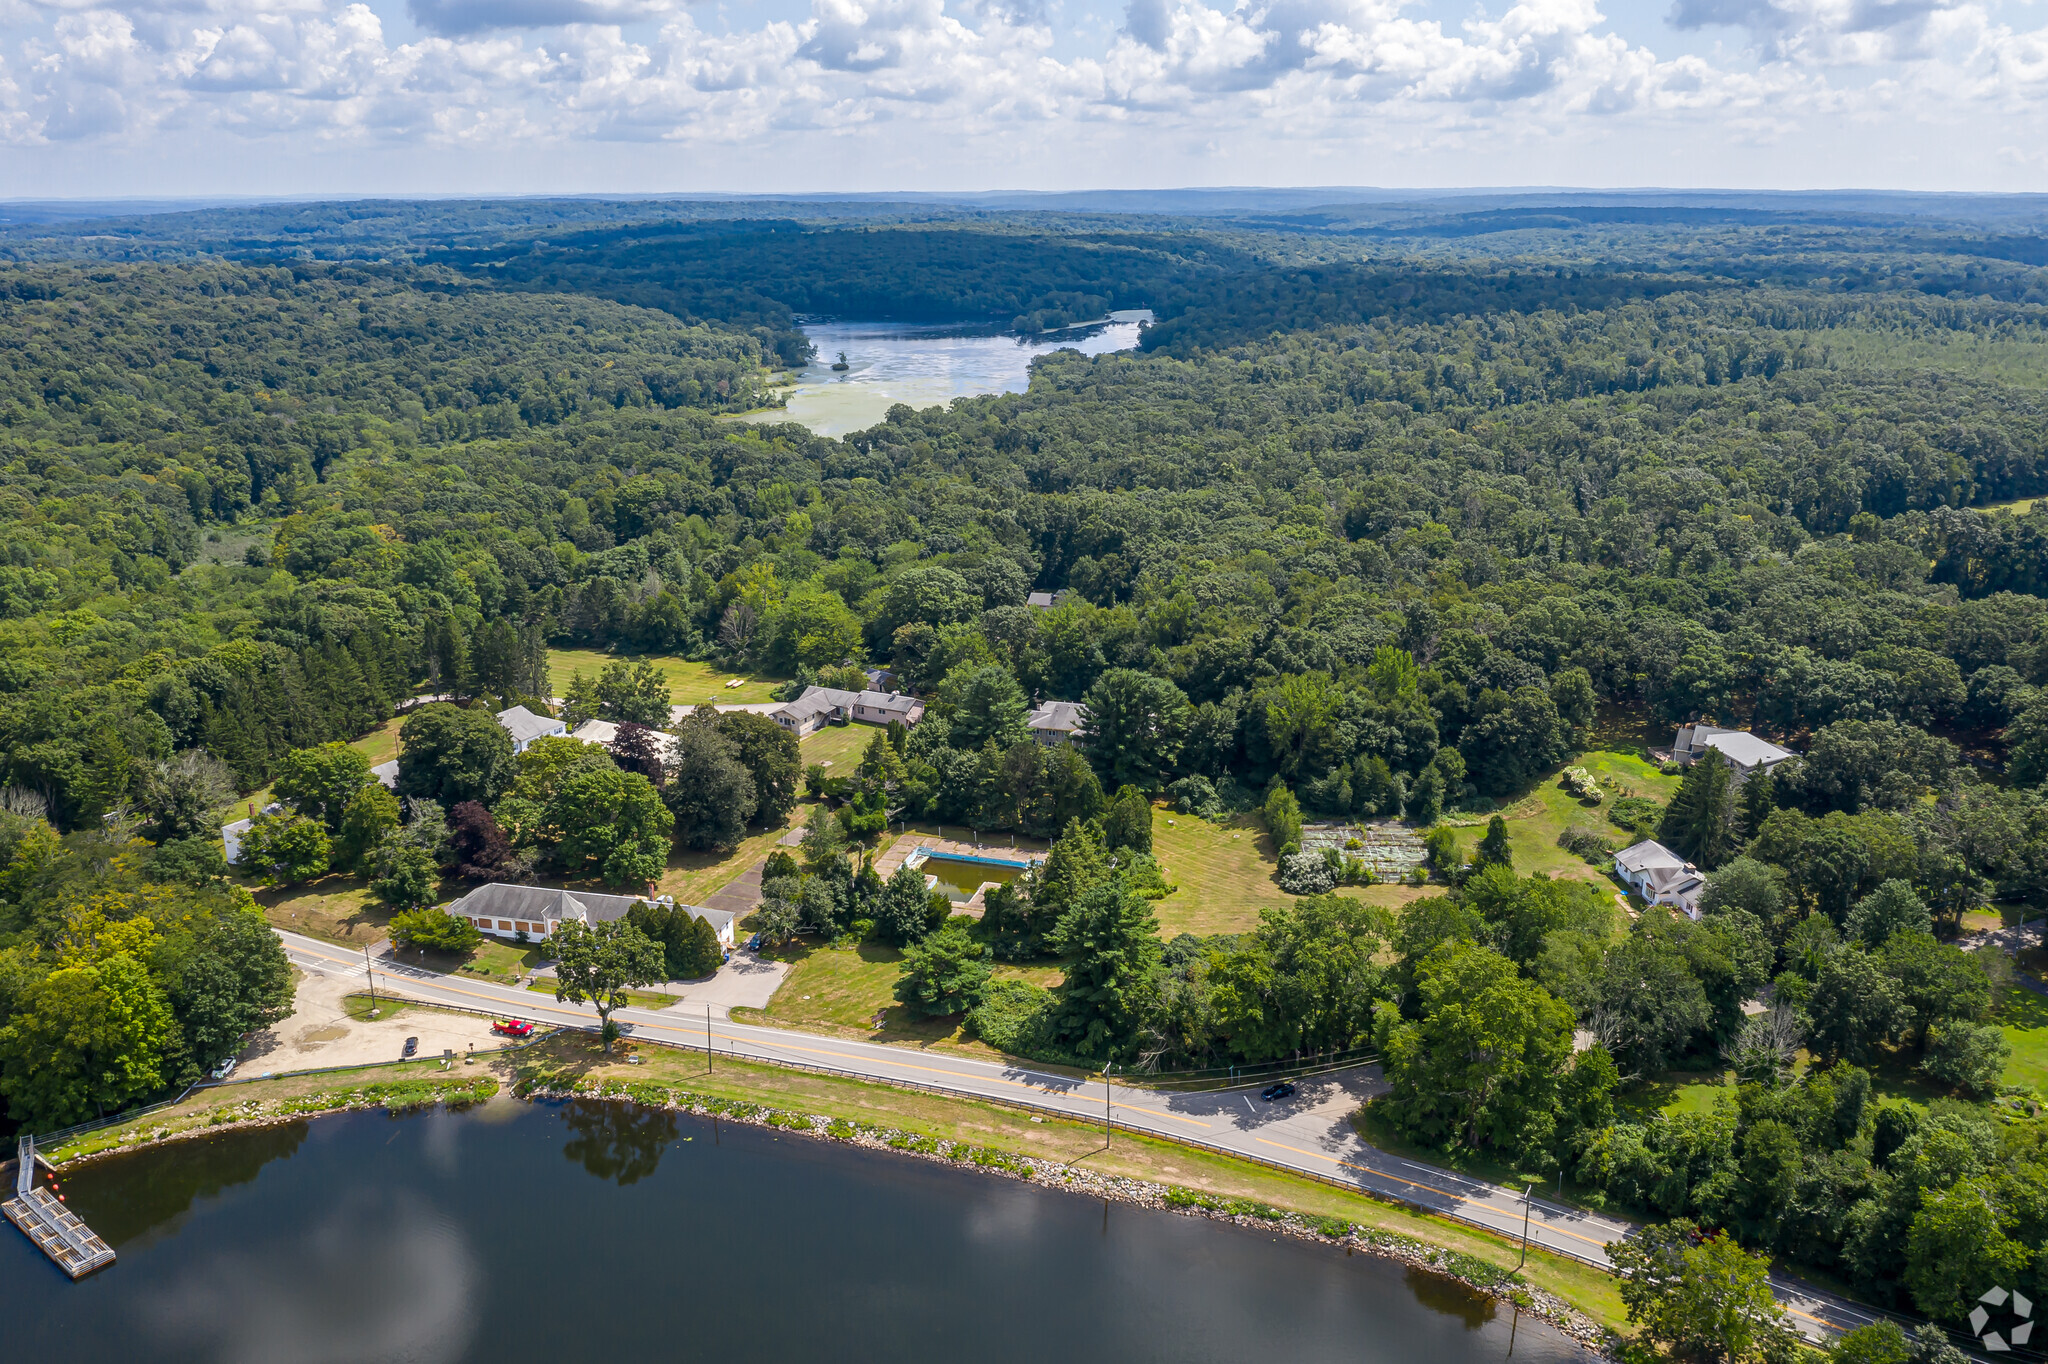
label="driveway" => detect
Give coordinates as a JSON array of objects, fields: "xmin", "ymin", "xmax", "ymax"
[{"xmin": 662, "ymin": 949, "xmax": 789, "ymax": 1013}]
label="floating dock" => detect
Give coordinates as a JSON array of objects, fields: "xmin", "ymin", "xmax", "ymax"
[{"xmin": 3, "ymin": 1136, "xmax": 114, "ymax": 1279}]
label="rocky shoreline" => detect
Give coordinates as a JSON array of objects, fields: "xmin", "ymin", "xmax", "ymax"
[
  {"xmin": 535, "ymin": 1075, "xmax": 1617, "ymax": 1358},
  {"xmin": 44, "ymin": 1066, "xmax": 1613, "ymax": 1356}
]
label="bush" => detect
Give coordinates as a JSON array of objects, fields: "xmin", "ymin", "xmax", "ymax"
[
  {"xmin": 1278, "ymin": 851, "xmax": 1337, "ymax": 895},
  {"xmin": 1607, "ymin": 795, "xmax": 1664, "ymax": 833},
  {"xmin": 1167, "ymin": 775, "xmax": 1223, "ymax": 819},
  {"xmin": 388, "ymin": 908, "xmax": 483, "ymax": 953},
  {"xmin": 1262, "ymin": 782, "xmax": 1302, "ymax": 852},
  {"xmin": 1558, "ymin": 825, "xmax": 1612, "ymax": 862},
  {"xmin": 1124, "ymin": 853, "xmax": 1176, "ymax": 899},
  {"xmin": 967, "ymin": 978, "xmax": 1062, "ymax": 1055}
]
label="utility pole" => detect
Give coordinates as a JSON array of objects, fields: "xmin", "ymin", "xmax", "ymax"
[
  {"xmin": 364, "ymin": 943, "xmax": 375, "ymax": 1007},
  {"xmin": 706, "ymin": 1003, "xmax": 713, "ymax": 1076},
  {"xmin": 1517, "ymin": 1182, "xmax": 1536, "ymax": 1269},
  {"xmin": 1105, "ymin": 1065, "xmax": 1114, "ymax": 1149}
]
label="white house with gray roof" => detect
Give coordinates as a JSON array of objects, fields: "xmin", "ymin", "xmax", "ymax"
[
  {"xmin": 496, "ymin": 704, "xmax": 567, "ymax": 754},
  {"xmin": 1612, "ymin": 839, "xmax": 1705, "ymax": 919},
  {"xmin": 1026, "ymin": 699, "xmax": 1087, "ymax": 747},
  {"xmin": 1672, "ymin": 723, "xmax": 1796, "ymax": 781},
  {"xmin": 771, "ymin": 686, "xmax": 924, "ymax": 737},
  {"xmin": 448, "ymin": 883, "xmax": 734, "ymax": 947}
]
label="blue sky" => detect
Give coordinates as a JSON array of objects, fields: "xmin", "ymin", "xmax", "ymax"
[{"xmin": 3, "ymin": 0, "xmax": 2047, "ymax": 195}]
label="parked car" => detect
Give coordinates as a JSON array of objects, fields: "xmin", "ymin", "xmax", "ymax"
[
  {"xmin": 402, "ymin": 1036, "xmax": 419, "ymax": 1057},
  {"xmin": 1260, "ymin": 1082, "xmax": 1296, "ymax": 1102},
  {"xmin": 746, "ymin": 932, "xmax": 764, "ymax": 952},
  {"xmin": 210, "ymin": 1057, "xmax": 237, "ymax": 1081},
  {"xmin": 492, "ymin": 1019, "xmax": 535, "ymax": 1038}
]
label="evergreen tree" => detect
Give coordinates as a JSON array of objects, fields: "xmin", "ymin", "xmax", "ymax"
[
  {"xmin": 1102, "ymin": 783, "xmax": 1153, "ymax": 855},
  {"xmin": 1474, "ymin": 815, "xmax": 1513, "ymax": 872},
  {"xmin": 1047, "ymin": 878, "xmax": 1162, "ymax": 1061},
  {"xmin": 1660, "ymin": 749, "xmax": 1737, "ymax": 869},
  {"xmin": 1738, "ymin": 765, "xmax": 1778, "ymax": 842}
]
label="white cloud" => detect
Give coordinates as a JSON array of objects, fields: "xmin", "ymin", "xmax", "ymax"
[{"xmin": 0, "ymin": 0, "xmax": 2046, "ymax": 186}]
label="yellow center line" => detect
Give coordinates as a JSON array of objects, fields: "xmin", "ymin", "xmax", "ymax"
[
  {"xmin": 1254, "ymin": 1136, "xmax": 1616, "ymax": 1253},
  {"xmin": 296, "ymin": 939, "xmax": 1213, "ymax": 1128}
]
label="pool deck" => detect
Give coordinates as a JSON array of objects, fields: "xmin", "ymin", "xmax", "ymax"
[{"xmin": 873, "ymin": 834, "xmax": 1040, "ymax": 917}]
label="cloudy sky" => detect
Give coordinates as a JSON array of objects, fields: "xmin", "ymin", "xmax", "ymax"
[{"xmin": 2, "ymin": 0, "xmax": 2047, "ymax": 195}]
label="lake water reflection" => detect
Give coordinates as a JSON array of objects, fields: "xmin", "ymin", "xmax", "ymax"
[
  {"xmin": 6, "ymin": 1099, "xmax": 1585, "ymax": 1364},
  {"xmin": 766, "ymin": 312, "xmax": 1152, "ymax": 436}
]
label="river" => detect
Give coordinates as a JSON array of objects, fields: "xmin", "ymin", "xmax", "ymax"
[
  {"xmin": 762, "ymin": 312, "xmax": 1152, "ymax": 437},
  {"xmin": 4, "ymin": 1100, "xmax": 1584, "ymax": 1363}
]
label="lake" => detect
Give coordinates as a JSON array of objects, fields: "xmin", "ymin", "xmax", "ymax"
[
  {"xmin": 764, "ymin": 312, "xmax": 1152, "ymax": 436},
  {"xmin": 3, "ymin": 1099, "xmax": 1585, "ymax": 1363}
]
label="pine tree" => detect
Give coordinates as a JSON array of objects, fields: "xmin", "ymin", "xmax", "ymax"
[
  {"xmin": 1660, "ymin": 749, "xmax": 1737, "ymax": 869},
  {"xmin": 1102, "ymin": 783, "xmax": 1153, "ymax": 855},
  {"xmin": 1474, "ymin": 814, "xmax": 1513, "ymax": 872}
]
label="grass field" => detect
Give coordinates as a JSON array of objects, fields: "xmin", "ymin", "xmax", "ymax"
[
  {"xmin": 527, "ymin": 979, "xmax": 682, "ymax": 1009},
  {"xmin": 1998, "ymin": 987, "xmax": 2048, "ymax": 1093},
  {"xmin": 546, "ymin": 649, "xmax": 787, "ymax": 706},
  {"xmin": 1445, "ymin": 750, "xmax": 1680, "ymax": 887},
  {"xmin": 1148, "ymin": 807, "xmax": 1431, "ymax": 938},
  {"xmin": 252, "ymin": 874, "xmax": 402, "ymax": 946},
  {"xmin": 800, "ymin": 723, "xmax": 877, "ymax": 771},
  {"xmin": 738, "ymin": 939, "xmax": 1065, "ymax": 1056}
]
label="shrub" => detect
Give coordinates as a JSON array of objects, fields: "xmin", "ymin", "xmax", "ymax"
[
  {"xmin": 1278, "ymin": 851, "xmax": 1337, "ymax": 895},
  {"xmin": 1558, "ymin": 825, "xmax": 1612, "ymax": 862},
  {"xmin": 388, "ymin": 908, "xmax": 483, "ymax": 953},
  {"xmin": 1123, "ymin": 853, "xmax": 1176, "ymax": 899},
  {"xmin": 967, "ymin": 978, "xmax": 1062, "ymax": 1056},
  {"xmin": 1608, "ymin": 795, "xmax": 1664, "ymax": 833},
  {"xmin": 1167, "ymin": 775, "xmax": 1223, "ymax": 819},
  {"xmin": 1262, "ymin": 782, "xmax": 1303, "ymax": 852}
]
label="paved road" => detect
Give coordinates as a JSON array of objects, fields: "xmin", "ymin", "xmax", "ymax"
[{"xmin": 278, "ymin": 928, "xmax": 1889, "ymax": 1342}]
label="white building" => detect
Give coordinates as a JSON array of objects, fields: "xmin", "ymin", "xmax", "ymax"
[
  {"xmin": 1672, "ymin": 724, "xmax": 1796, "ymax": 781},
  {"xmin": 770, "ymin": 686, "xmax": 925, "ymax": 737},
  {"xmin": 448, "ymin": 883, "xmax": 735, "ymax": 947},
  {"xmin": 496, "ymin": 705, "xmax": 567, "ymax": 754},
  {"xmin": 1612, "ymin": 839, "xmax": 1705, "ymax": 919},
  {"xmin": 1026, "ymin": 699, "xmax": 1087, "ymax": 747}
]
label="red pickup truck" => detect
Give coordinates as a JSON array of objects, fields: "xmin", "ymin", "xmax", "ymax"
[{"xmin": 491, "ymin": 1019, "xmax": 535, "ymax": 1038}]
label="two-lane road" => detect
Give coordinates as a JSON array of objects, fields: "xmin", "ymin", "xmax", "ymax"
[{"xmin": 277, "ymin": 929, "xmax": 1888, "ymax": 1342}]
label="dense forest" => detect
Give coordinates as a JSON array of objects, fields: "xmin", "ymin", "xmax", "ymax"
[{"xmin": 9, "ymin": 195, "xmax": 2048, "ymax": 1347}]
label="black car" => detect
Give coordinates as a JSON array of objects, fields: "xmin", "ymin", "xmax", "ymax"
[
  {"xmin": 403, "ymin": 1036, "xmax": 419, "ymax": 1057},
  {"xmin": 1260, "ymin": 1082, "xmax": 1296, "ymax": 1102}
]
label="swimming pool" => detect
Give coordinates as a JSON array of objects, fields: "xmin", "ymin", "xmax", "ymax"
[{"xmin": 919, "ymin": 857, "xmax": 1025, "ymax": 903}]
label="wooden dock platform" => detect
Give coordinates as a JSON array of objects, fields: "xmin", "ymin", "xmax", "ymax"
[{"xmin": 5, "ymin": 1136, "xmax": 114, "ymax": 1279}]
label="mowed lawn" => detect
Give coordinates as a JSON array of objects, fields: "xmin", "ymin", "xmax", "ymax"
[
  {"xmin": 546, "ymin": 648, "xmax": 787, "ymax": 707},
  {"xmin": 1444, "ymin": 750, "xmax": 1680, "ymax": 886},
  {"xmin": 1999, "ymin": 987, "xmax": 2048, "ymax": 1092},
  {"xmin": 800, "ymin": 723, "xmax": 877, "ymax": 771},
  {"xmin": 740, "ymin": 938, "xmax": 1066, "ymax": 1058},
  {"xmin": 1148, "ymin": 806, "xmax": 1431, "ymax": 937}
]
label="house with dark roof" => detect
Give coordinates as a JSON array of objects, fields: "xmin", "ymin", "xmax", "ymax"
[
  {"xmin": 1026, "ymin": 699, "xmax": 1087, "ymax": 747},
  {"xmin": 448, "ymin": 883, "xmax": 735, "ymax": 947},
  {"xmin": 1612, "ymin": 839, "xmax": 1705, "ymax": 918},
  {"xmin": 1672, "ymin": 724, "xmax": 1796, "ymax": 781},
  {"xmin": 1026, "ymin": 590, "xmax": 1071, "ymax": 610},
  {"xmin": 771, "ymin": 686, "xmax": 924, "ymax": 737}
]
